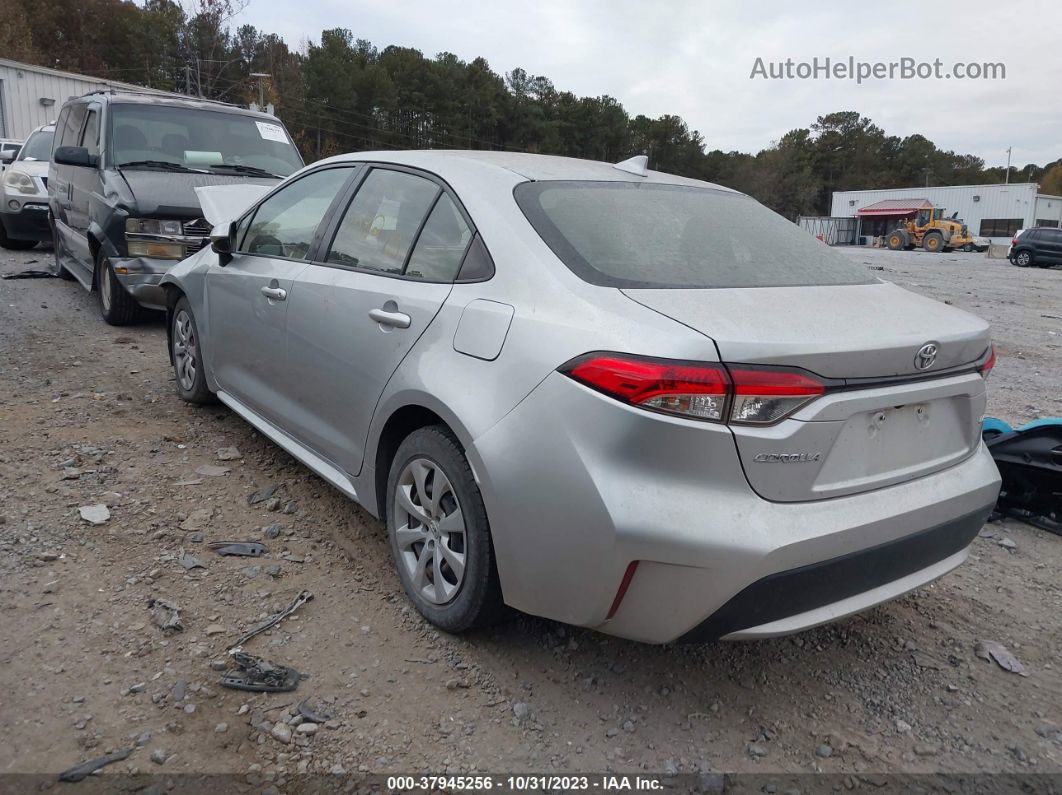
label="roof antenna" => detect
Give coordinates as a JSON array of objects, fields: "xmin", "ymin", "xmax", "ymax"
[{"xmin": 613, "ymin": 154, "xmax": 648, "ymax": 177}]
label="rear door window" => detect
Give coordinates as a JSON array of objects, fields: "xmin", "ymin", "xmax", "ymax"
[
  {"xmin": 240, "ymin": 167, "xmax": 352, "ymax": 259},
  {"xmin": 404, "ymin": 194, "xmax": 473, "ymax": 282},
  {"xmin": 515, "ymin": 181, "xmax": 874, "ymax": 289},
  {"xmin": 325, "ymin": 169, "xmax": 439, "ymax": 274}
]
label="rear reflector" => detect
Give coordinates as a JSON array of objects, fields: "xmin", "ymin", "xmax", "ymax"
[
  {"xmin": 605, "ymin": 561, "xmax": 640, "ymax": 621},
  {"xmin": 977, "ymin": 345, "xmax": 996, "ymax": 379},
  {"xmin": 563, "ymin": 354, "xmax": 728, "ymax": 421}
]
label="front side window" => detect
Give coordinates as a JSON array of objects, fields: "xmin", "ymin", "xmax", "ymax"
[
  {"xmin": 515, "ymin": 181, "xmax": 875, "ymax": 289},
  {"xmin": 81, "ymin": 110, "xmax": 100, "ymax": 157},
  {"xmin": 326, "ymin": 169, "xmax": 439, "ymax": 274},
  {"xmin": 18, "ymin": 130, "xmax": 55, "ymax": 161},
  {"xmin": 58, "ymin": 104, "xmax": 87, "ymax": 148},
  {"xmin": 404, "ymin": 194, "xmax": 473, "ymax": 282},
  {"xmin": 241, "ymin": 168, "xmax": 351, "ymax": 259},
  {"xmin": 109, "ymin": 103, "xmax": 303, "ymax": 177}
]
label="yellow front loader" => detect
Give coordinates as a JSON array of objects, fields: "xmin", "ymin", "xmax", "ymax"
[{"xmin": 886, "ymin": 207, "xmax": 977, "ymax": 253}]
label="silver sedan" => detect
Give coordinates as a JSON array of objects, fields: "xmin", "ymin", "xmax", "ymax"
[{"xmin": 161, "ymin": 151, "xmax": 1001, "ymax": 643}]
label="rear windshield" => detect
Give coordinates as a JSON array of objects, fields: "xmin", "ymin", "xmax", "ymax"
[
  {"xmin": 515, "ymin": 181, "xmax": 875, "ymax": 289},
  {"xmin": 18, "ymin": 130, "xmax": 54, "ymax": 161},
  {"xmin": 110, "ymin": 103, "xmax": 304, "ymax": 177}
]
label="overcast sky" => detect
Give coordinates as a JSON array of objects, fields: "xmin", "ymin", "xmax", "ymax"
[{"xmin": 234, "ymin": 0, "xmax": 1061, "ymax": 168}]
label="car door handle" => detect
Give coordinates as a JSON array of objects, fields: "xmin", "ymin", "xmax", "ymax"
[
  {"xmin": 368, "ymin": 308, "xmax": 411, "ymax": 329},
  {"xmin": 260, "ymin": 286, "xmax": 287, "ymax": 301}
]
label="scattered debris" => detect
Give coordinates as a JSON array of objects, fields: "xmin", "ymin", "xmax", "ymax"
[
  {"xmin": 221, "ymin": 652, "xmax": 301, "ymax": 693},
  {"xmin": 297, "ymin": 698, "xmax": 334, "ymax": 724},
  {"xmin": 148, "ymin": 598, "xmax": 183, "ymax": 634},
  {"xmin": 2, "ymin": 269, "xmax": 56, "ymax": 280},
  {"xmin": 209, "ymin": 541, "xmax": 267, "ymax": 557},
  {"xmin": 58, "ymin": 748, "xmax": 133, "ymax": 782},
  {"xmin": 78, "ymin": 504, "xmax": 110, "ymax": 525},
  {"xmin": 179, "ymin": 551, "xmax": 205, "ymax": 570},
  {"xmin": 228, "ymin": 590, "xmax": 313, "ymax": 650},
  {"xmin": 173, "ymin": 477, "xmax": 204, "ymax": 486},
  {"xmin": 982, "ymin": 418, "xmax": 1062, "ymax": 535},
  {"xmin": 216, "ymin": 446, "xmax": 242, "ymax": 461},
  {"xmin": 248, "ymin": 485, "xmax": 278, "ymax": 505},
  {"xmin": 975, "ymin": 640, "xmax": 1026, "ymax": 674},
  {"xmin": 195, "ymin": 465, "xmax": 230, "ymax": 477}
]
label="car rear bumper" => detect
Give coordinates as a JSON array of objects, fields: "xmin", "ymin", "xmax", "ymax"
[
  {"xmin": 469, "ymin": 372, "xmax": 1001, "ymax": 644},
  {"xmin": 0, "ymin": 202, "xmax": 51, "ymax": 241},
  {"xmin": 110, "ymin": 257, "xmax": 175, "ymax": 311}
]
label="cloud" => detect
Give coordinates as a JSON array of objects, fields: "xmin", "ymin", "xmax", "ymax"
[{"xmin": 235, "ymin": 0, "xmax": 1062, "ymax": 165}]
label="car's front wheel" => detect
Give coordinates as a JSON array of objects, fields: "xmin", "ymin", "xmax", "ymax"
[
  {"xmin": 96, "ymin": 249, "xmax": 144, "ymax": 325},
  {"xmin": 171, "ymin": 297, "xmax": 215, "ymax": 404},
  {"xmin": 386, "ymin": 426, "xmax": 505, "ymax": 633}
]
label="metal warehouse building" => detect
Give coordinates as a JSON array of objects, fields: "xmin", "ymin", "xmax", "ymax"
[
  {"xmin": 0, "ymin": 58, "xmax": 172, "ymax": 141},
  {"xmin": 830, "ymin": 183, "xmax": 1062, "ymax": 244}
]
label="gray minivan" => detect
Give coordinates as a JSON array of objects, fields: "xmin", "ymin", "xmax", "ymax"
[{"xmin": 48, "ymin": 91, "xmax": 304, "ymax": 324}]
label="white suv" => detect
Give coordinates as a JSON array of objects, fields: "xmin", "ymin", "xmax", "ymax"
[{"xmin": 0, "ymin": 124, "xmax": 54, "ymax": 250}]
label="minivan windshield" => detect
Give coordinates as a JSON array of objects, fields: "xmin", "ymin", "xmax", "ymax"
[
  {"xmin": 515, "ymin": 181, "xmax": 875, "ymax": 289},
  {"xmin": 110, "ymin": 103, "xmax": 303, "ymax": 177},
  {"xmin": 18, "ymin": 129, "xmax": 54, "ymax": 161}
]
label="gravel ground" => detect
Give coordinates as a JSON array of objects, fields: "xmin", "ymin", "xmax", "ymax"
[{"xmin": 1, "ymin": 243, "xmax": 1060, "ymax": 787}]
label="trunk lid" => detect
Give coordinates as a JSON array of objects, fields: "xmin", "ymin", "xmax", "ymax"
[{"xmin": 623, "ymin": 283, "xmax": 991, "ymax": 502}]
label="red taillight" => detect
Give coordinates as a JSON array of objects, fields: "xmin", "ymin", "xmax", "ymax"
[
  {"xmin": 564, "ymin": 354, "xmax": 729, "ymax": 421},
  {"xmin": 605, "ymin": 561, "xmax": 639, "ymax": 621},
  {"xmin": 978, "ymin": 345, "xmax": 996, "ymax": 379},
  {"xmin": 561, "ymin": 354, "xmax": 827, "ymax": 425},
  {"xmin": 728, "ymin": 367, "xmax": 826, "ymax": 425}
]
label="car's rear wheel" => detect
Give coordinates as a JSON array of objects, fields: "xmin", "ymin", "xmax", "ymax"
[
  {"xmin": 51, "ymin": 225, "xmax": 75, "ymax": 280},
  {"xmin": 96, "ymin": 248, "xmax": 144, "ymax": 325},
  {"xmin": 1013, "ymin": 250, "xmax": 1033, "ymax": 267},
  {"xmin": 171, "ymin": 297, "xmax": 215, "ymax": 404},
  {"xmin": 386, "ymin": 425, "xmax": 505, "ymax": 633}
]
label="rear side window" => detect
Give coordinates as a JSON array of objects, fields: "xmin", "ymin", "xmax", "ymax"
[
  {"xmin": 326, "ymin": 169, "xmax": 438, "ymax": 274},
  {"xmin": 515, "ymin": 181, "xmax": 874, "ymax": 289},
  {"xmin": 405, "ymin": 194, "xmax": 473, "ymax": 281},
  {"xmin": 241, "ymin": 168, "xmax": 351, "ymax": 259}
]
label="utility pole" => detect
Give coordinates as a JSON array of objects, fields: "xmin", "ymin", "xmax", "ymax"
[
  {"xmin": 250, "ymin": 73, "xmax": 271, "ymax": 109},
  {"xmin": 1005, "ymin": 146, "xmax": 1012, "ymax": 184}
]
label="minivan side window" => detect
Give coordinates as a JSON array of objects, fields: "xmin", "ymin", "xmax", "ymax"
[
  {"xmin": 81, "ymin": 110, "xmax": 100, "ymax": 157},
  {"xmin": 58, "ymin": 104, "xmax": 87, "ymax": 148},
  {"xmin": 325, "ymin": 169, "xmax": 439, "ymax": 274},
  {"xmin": 240, "ymin": 168, "xmax": 351, "ymax": 259}
]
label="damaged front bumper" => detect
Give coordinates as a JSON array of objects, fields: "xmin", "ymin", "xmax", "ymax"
[{"xmin": 109, "ymin": 256, "xmax": 181, "ymax": 311}]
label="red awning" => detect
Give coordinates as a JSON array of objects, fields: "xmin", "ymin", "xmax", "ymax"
[{"xmin": 856, "ymin": 199, "xmax": 933, "ymax": 216}]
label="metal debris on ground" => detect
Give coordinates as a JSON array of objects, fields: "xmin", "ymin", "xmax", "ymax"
[
  {"xmin": 209, "ymin": 540, "xmax": 267, "ymax": 557},
  {"xmin": 148, "ymin": 597, "xmax": 183, "ymax": 634},
  {"xmin": 178, "ymin": 549, "xmax": 205, "ymax": 570},
  {"xmin": 297, "ymin": 697, "xmax": 334, "ymax": 724},
  {"xmin": 975, "ymin": 640, "xmax": 1026, "ymax": 674},
  {"xmin": 58, "ymin": 748, "xmax": 133, "ymax": 782},
  {"xmin": 982, "ymin": 417, "xmax": 1062, "ymax": 535},
  {"xmin": 220, "ymin": 651, "xmax": 300, "ymax": 692},
  {"xmin": 228, "ymin": 589, "xmax": 313, "ymax": 650},
  {"xmin": 2, "ymin": 269, "xmax": 57, "ymax": 280}
]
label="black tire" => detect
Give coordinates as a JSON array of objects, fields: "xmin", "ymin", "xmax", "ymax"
[
  {"xmin": 962, "ymin": 243, "xmax": 974, "ymax": 253},
  {"xmin": 923, "ymin": 232, "xmax": 945, "ymax": 253},
  {"xmin": 0, "ymin": 221, "xmax": 37, "ymax": 250},
  {"xmin": 51, "ymin": 225, "xmax": 75, "ymax": 280},
  {"xmin": 170, "ymin": 296, "xmax": 216, "ymax": 404},
  {"xmin": 95, "ymin": 247, "xmax": 144, "ymax": 325},
  {"xmin": 386, "ymin": 425, "xmax": 506, "ymax": 633},
  {"xmin": 1013, "ymin": 249, "xmax": 1034, "ymax": 268},
  {"xmin": 886, "ymin": 230, "xmax": 907, "ymax": 251}
]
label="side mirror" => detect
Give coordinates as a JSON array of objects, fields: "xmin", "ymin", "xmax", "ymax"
[
  {"xmin": 210, "ymin": 222, "xmax": 235, "ymax": 265},
  {"xmin": 0, "ymin": 150, "xmax": 15, "ymax": 165},
  {"xmin": 53, "ymin": 146, "xmax": 98, "ymax": 168}
]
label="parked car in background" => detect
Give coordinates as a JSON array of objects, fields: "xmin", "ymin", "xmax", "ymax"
[
  {"xmin": 160, "ymin": 151, "xmax": 1001, "ymax": 644},
  {"xmin": 1009, "ymin": 227, "xmax": 1062, "ymax": 268},
  {"xmin": 0, "ymin": 138, "xmax": 24, "ymax": 174},
  {"xmin": 0, "ymin": 125, "xmax": 54, "ymax": 250},
  {"xmin": 48, "ymin": 90, "xmax": 303, "ymax": 324}
]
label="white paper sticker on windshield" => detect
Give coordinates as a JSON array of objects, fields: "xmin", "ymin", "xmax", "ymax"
[{"xmin": 255, "ymin": 121, "xmax": 289, "ymax": 143}]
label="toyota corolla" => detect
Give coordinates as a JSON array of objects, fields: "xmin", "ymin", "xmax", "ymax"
[{"xmin": 160, "ymin": 151, "xmax": 1001, "ymax": 644}]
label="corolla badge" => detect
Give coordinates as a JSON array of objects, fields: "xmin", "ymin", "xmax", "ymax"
[
  {"xmin": 914, "ymin": 342, "xmax": 939, "ymax": 371},
  {"xmin": 753, "ymin": 452, "xmax": 821, "ymax": 463}
]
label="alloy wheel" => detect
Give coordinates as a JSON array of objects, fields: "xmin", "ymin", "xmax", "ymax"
[
  {"xmin": 393, "ymin": 457, "xmax": 467, "ymax": 605},
  {"xmin": 100, "ymin": 262, "xmax": 113, "ymax": 312},
  {"xmin": 172, "ymin": 309, "xmax": 199, "ymax": 391}
]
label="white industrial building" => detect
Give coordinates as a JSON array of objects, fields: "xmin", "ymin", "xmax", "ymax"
[
  {"xmin": 830, "ymin": 183, "xmax": 1062, "ymax": 244},
  {"xmin": 0, "ymin": 58, "xmax": 172, "ymax": 141}
]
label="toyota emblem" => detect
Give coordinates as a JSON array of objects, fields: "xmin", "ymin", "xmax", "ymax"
[{"xmin": 914, "ymin": 342, "xmax": 939, "ymax": 370}]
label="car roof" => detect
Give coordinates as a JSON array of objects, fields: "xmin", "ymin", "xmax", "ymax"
[
  {"xmin": 70, "ymin": 91, "xmax": 283, "ymax": 121},
  {"xmin": 321, "ymin": 150, "xmax": 737, "ymax": 192}
]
